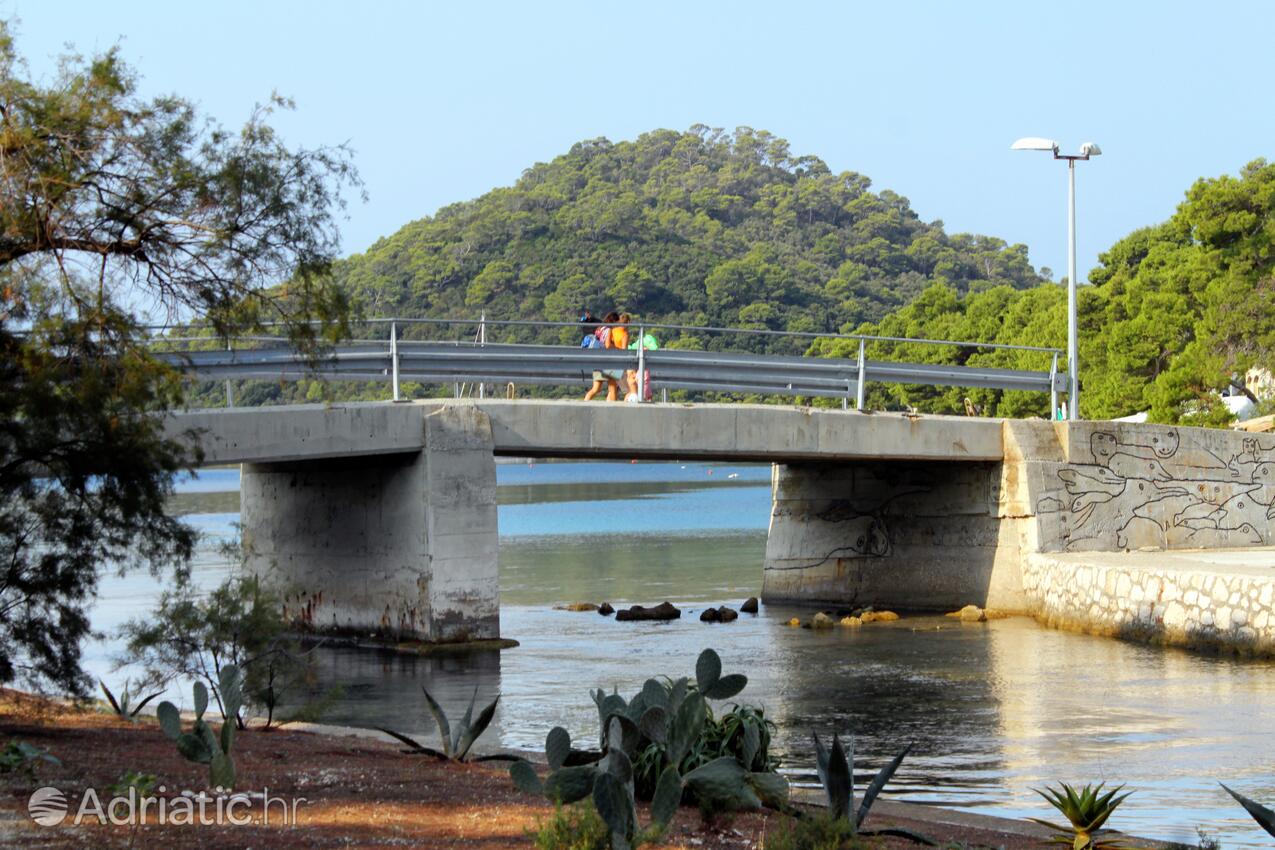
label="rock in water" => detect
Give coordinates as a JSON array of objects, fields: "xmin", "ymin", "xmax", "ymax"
[
  {"xmin": 839, "ymin": 616, "xmax": 862, "ymax": 627},
  {"xmin": 598, "ymin": 602, "xmax": 615, "ymax": 616},
  {"xmin": 860, "ymin": 610, "xmax": 899, "ymax": 623},
  {"xmin": 947, "ymin": 604, "xmax": 987, "ymax": 622},
  {"xmin": 812, "ymin": 612, "xmax": 835, "ymax": 629},
  {"xmin": 556, "ymin": 602, "xmax": 599, "ymax": 612},
  {"xmin": 615, "ymin": 601, "xmax": 681, "ymax": 621},
  {"xmin": 786, "ymin": 617, "xmax": 801, "ymax": 627},
  {"xmin": 717, "ymin": 606, "xmax": 739, "ymax": 622},
  {"xmin": 700, "ymin": 607, "xmax": 722, "ymax": 622},
  {"xmin": 740, "ymin": 597, "xmax": 759, "ymax": 614}
]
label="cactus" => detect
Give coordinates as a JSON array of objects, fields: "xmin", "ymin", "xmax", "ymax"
[
  {"xmin": 378, "ymin": 685, "xmax": 501, "ymax": 762},
  {"xmin": 812, "ymin": 731, "xmax": 912, "ymax": 830},
  {"xmin": 155, "ymin": 665, "xmax": 242, "ymax": 791},
  {"xmin": 511, "ymin": 648, "xmax": 790, "ymax": 847},
  {"xmin": 1028, "ymin": 782, "xmax": 1132, "ymax": 850},
  {"xmin": 1220, "ymin": 785, "xmax": 1275, "ymax": 839},
  {"xmin": 512, "ymin": 720, "xmax": 683, "ymax": 848}
]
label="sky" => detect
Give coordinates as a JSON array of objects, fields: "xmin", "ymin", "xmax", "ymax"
[{"xmin": 6, "ymin": 0, "xmax": 1273, "ymax": 284}]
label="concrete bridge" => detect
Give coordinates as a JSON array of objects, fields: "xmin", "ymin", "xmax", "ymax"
[{"xmin": 172, "ymin": 400, "xmax": 1275, "ymax": 652}]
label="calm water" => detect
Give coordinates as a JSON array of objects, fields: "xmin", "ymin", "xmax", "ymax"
[{"xmin": 86, "ymin": 461, "xmax": 1275, "ymax": 848}]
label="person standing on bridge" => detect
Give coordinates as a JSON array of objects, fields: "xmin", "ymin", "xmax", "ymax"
[{"xmin": 583, "ymin": 311, "xmax": 623, "ymax": 401}]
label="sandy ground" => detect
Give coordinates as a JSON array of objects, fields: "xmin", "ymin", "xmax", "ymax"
[{"xmin": 0, "ymin": 688, "xmax": 1147, "ymax": 849}]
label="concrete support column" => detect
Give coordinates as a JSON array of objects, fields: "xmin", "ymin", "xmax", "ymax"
[
  {"xmin": 240, "ymin": 404, "xmax": 499, "ymax": 643},
  {"xmin": 762, "ymin": 461, "xmax": 1028, "ymax": 612}
]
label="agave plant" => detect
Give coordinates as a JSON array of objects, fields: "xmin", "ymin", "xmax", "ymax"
[
  {"xmin": 100, "ymin": 679, "xmax": 163, "ymax": 723},
  {"xmin": 812, "ymin": 732, "xmax": 912, "ymax": 833},
  {"xmin": 380, "ymin": 686, "xmax": 510, "ymax": 762},
  {"xmin": 1028, "ymin": 782, "xmax": 1132, "ymax": 850},
  {"xmin": 1221, "ymin": 784, "xmax": 1275, "ymax": 839}
]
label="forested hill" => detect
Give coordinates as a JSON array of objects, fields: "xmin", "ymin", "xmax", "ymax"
[{"xmin": 334, "ymin": 126, "xmax": 1047, "ymax": 351}]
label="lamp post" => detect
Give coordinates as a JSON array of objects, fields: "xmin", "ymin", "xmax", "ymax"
[{"xmin": 1011, "ymin": 137, "xmax": 1101, "ymax": 420}]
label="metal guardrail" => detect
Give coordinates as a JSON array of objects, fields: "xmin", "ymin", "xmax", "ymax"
[{"xmin": 151, "ymin": 316, "xmax": 1067, "ymax": 411}]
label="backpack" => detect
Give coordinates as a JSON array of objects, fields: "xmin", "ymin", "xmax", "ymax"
[{"xmin": 581, "ymin": 333, "xmax": 602, "ymax": 349}]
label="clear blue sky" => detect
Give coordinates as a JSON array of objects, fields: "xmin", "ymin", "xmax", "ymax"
[{"xmin": 6, "ymin": 0, "xmax": 1272, "ymax": 282}]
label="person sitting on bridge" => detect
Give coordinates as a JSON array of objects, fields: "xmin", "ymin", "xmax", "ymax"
[{"xmin": 584, "ymin": 311, "xmax": 623, "ymax": 401}]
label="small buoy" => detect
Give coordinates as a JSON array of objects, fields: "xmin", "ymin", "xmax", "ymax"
[
  {"xmin": 630, "ymin": 459, "xmax": 637, "ymax": 464},
  {"xmin": 787, "ymin": 617, "xmax": 801, "ymax": 627},
  {"xmin": 727, "ymin": 473, "xmax": 739, "ymax": 479},
  {"xmin": 707, "ymin": 469, "xmax": 713, "ymax": 475}
]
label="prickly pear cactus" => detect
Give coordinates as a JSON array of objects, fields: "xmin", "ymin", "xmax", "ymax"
[{"xmin": 155, "ymin": 664, "xmax": 242, "ymax": 791}]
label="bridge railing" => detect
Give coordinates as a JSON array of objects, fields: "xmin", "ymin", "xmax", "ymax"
[{"xmin": 145, "ymin": 316, "xmax": 1066, "ymax": 411}]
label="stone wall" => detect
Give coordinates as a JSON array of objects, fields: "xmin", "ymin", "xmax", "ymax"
[{"xmin": 1023, "ymin": 551, "xmax": 1275, "ymax": 654}]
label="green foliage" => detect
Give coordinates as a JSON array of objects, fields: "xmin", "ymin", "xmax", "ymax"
[
  {"xmin": 106, "ymin": 770, "xmax": 159, "ymax": 799},
  {"xmin": 121, "ymin": 572, "xmax": 306, "ymax": 728},
  {"xmin": 379, "ymin": 686, "xmax": 500, "ymax": 762},
  {"xmin": 512, "ymin": 649, "xmax": 787, "ymax": 849},
  {"xmin": 1028, "ymin": 783, "xmax": 1132, "ymax": 850},
  {"xmin": 0, "ymin": 739, "xmax": 61, "ymax": 776},
  {"xmin": 156, "ymin": 664, "xmax": 243, "ymax": 790},
  {"xmin": 1221, "ymin": 784, "xmax": 1275, "ymax": 839},
  {"xmin": 100, "ymin": 680, "xmax": 163, "ymax": 722},
  {"xmin": 812, "ymin": 732, "xmax": 912, "ymax": 829},
  {"xmin": 822, "ymin": 159, "xmax": 1275, "ymax": 424},
  {"xmin": 0, "ymin": 21, "xmax": 358, "ymax": 694},
  {"xmin": 764, "ymin": 814, "xmax": 864, "ymax": 850},
  {"xmin": 531, "ymin": 803, "xmax": 613, "ymax": 850}
]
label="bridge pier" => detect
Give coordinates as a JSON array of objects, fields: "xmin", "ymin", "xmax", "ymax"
[
  {"xmin": 240, "ymin": 406, "xmax": 499, "ymax": 643},
  {"xmin": 762, "ymin": 461, "xmax": 1030, "ymax": 612}
]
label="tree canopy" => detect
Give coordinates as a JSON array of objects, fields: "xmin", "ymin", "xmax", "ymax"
[
  {"xmin": 816, "ymin": 158, "xmax": 1275, "ymax": 423},
  {"xmin": 333, "ymin": 126, "xmax": 1046, "ymax": 351},
  {"xmin": 0, "ymin": 23, "xmax": 359, "ymax": 694}
]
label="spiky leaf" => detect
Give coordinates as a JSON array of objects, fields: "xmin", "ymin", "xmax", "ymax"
[
  {"xmin": 704, "ymin": 674, "xmax": 747, "ymax": 701},
  {"xmin": 422, "ymin": 687, "xmax": 453, "ymax": 758},
  {"xmin": 454, "ymin": 687, "xmax": 478, "ymax": 754},
  {"xmin": 129, "ymin": 691, "xmax": 163, "ymax": 719},
  {"xmin": 156, "ymin": 701, "xmax": 182, "ymax": 741},
  {"xmin": 695, "ymin": 649, "xmax": 722, "ymax": 694},
  {"xmin": 856, "ymin": 742, "xmax": 911, "ymax": 827},
  {"xmin": 546, "ymin": 727, "xmax": 571, "ymax": 771},
  {"xmin": 100, "ymin": 681, "xmax": 122, "ymax": 716},
  {"xmin": 651, "ymin": 765, "xmax": 683, "ymax": 827},
  {"xmin": 544, "ymin": 765, "xmax": 597, "ymax": 804},
  {"xmin": 1221, "ymin": 785, "xmax": 1275, "ymax": 839},
  {"xmin": 210, "ymin": 751, "xmax": 235, "ymax": 791},
  {"xmin": 825, "ymin": 735, "xmax": 853, "ymax": 821},
  {"xmin": 455, "ymin": 694, "xmax": 499, "ymax": 759},
  {"xmin": 742, "ymin": 719, "xmax": 760, "ymax": 768},
  {"xmin": 509, "ymin": 760, "xmax": 544, "ymax": 796}
]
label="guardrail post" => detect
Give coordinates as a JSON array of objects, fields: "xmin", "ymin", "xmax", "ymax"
[
  {"xmin": 390, "ymin": 321, "xmax": 400, "ymax": 402},
  {"xmin": 636, "ymin": 324, "xmax": 646, "ymax": 403},
  {"xmin": 478, "ymin": 311, "xmax": 486, "ymax": 400},
  {"xmin": 855, "ymin": 338, "xmax": 867, "ymax": 410},
  {"xmin": 1049, "ymin": 350, "xmax": 1059, "ymax": 420},
  {"xmin": 224, "ymin": 338, "xmax": 234, "ymax": 407}
]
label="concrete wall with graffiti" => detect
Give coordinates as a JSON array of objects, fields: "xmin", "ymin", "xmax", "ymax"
[{"xmin": 1028, "ymin": 422, "xmax": 1275, "ymax": 553}]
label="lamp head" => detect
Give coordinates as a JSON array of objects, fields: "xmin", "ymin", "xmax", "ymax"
[
  {"xmin": 1011, "ymin": 137, "xmax": 1059, "ymax": 154},
  {"xmin": 1079, "ymin": 142, "xmax": 1102, "ymax": 157}
]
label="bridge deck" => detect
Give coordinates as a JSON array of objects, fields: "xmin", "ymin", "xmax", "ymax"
[{"xmin": 170, "ymin": 400, "xmax": 1006, "ymax": 466}]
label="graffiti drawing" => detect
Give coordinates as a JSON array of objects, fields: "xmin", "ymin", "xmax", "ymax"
[{"xmin": 1039, "ymin": 428, "xmax": 1275, "ymax": 551}]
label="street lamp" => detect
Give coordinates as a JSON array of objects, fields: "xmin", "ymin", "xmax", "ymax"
[{"xmin": 1011, "ymin": 137, "xmax": 1101, "ymax": 420}]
